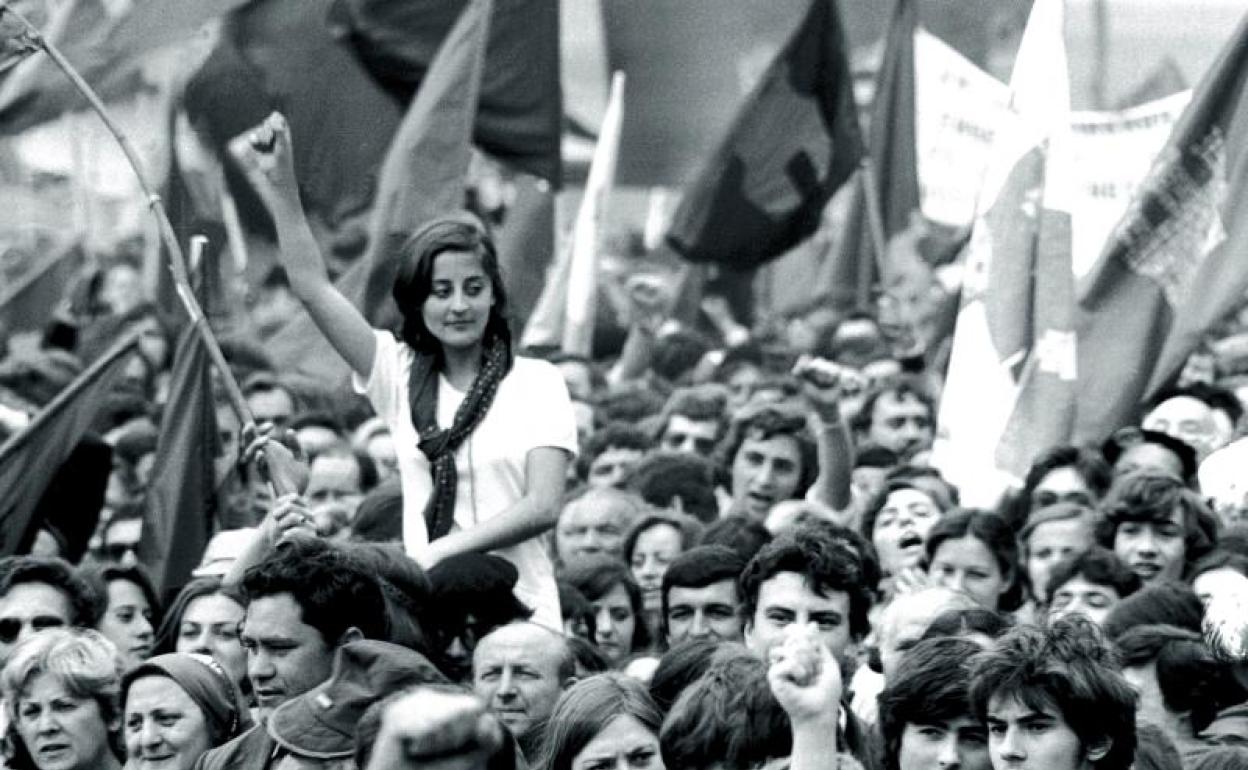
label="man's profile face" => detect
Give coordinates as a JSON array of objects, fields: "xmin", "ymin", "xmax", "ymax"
[
  {"xmin": 665, "ymin": 579, "xmax": 742, "ymax": 645},
  {"xmin": 0, "ymin": 582, "xmax": 73, "ymax": 659},
  {"xmin": 745, "ymin": 571, "xmax": 852, "ymax": 659},
  {"xmin": 241, "ymin": 592, "xmax": 336, "ymax": 722},
  {"xmin": 985, "ymin": 693, "xmax": 1098, "ymax": 770},
  {"xmin": 867, "ymin": 392, "xmax": 933, "ymax": 458},
  {"xmin": 1047, "ymin": 577, "xmax": 1120, "ymax": 628},
  {"xmin": 472, "ymin": 624, "xmax": 567, "ymax": 740}
]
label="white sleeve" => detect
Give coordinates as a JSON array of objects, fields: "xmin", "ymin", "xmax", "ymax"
[
  {"xmin": 521, "ymin": 360, "xmax": 580, "ymax": 458},
  {"xmin": 352, "ymin": 330, "xmax": 411, "ymax": 428}
]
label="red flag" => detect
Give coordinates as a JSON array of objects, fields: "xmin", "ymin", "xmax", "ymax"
[
  {"xmin": 1074, "ymin": 10, "xmax": 1248, "ymax": 443},
  {"xmin": 266, "ymin": 0, "xmax": 490, "ymax": 386},
  {"xmin": 0, "ymin": 330, "xmax": 140, "ymax": 556},
  {"xmin": 138, "ymin": 324, "xmax": 219, "ymax": 595},
  {"xmin": 664, "ymin": 0, "xmax": 863, "ymax": 269}
]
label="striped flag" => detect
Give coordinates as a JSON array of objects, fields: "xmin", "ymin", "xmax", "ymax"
[
  {"xmin": 521, "ymin": 72, "xmax": 626, "ymax": 356},
  {"xmin": 931, "ymin": 0, "xmax": 1075, "ymax": 506},
  {"xmin": 1074, "ymin": 10, "xmax": 1248, "ymax": 443}
]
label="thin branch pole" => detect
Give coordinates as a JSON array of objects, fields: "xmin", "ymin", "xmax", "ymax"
[{"xmin": 0, "ymin": 3, "xmax": 254, "ymax": 431}]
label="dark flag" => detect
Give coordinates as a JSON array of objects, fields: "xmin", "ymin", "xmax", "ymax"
[
  {"xmin": 330, "ymin": 0, "xmax": 561, "ymax": 185},
  {"xmin": 826, "ymin": 0, "xmax": 918, "ymax": 309},
  {"xmin": 138, "ymin": 324, "xmax": 218, "ymax": 595},
  {"xmin": 0, "ymin": 330, "xmax": 140, "ymax": 556},
  {"xmin": 664, "ymin": 0, "xmax": 863, "ymax": 269},
  {"xmin": 1074, "ymin": 10, "xmax": 1248, "ymax": 443},
  {"xmin": 267, "ymin": 0, "xmax": 490, "ymax": 386}
]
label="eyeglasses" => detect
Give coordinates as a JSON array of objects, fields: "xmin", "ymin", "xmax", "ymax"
[{"xmin": 0, "ymin": 616, "xmax": 66, "ymax": 645}]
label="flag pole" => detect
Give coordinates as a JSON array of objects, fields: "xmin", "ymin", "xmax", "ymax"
[
  {"xmin": 0, "ymin": 3, "xmax": 269, "ymax": 465},
  {"xmin": 858, "ymin": 156, "xmax": 889, "ymax": 305}
]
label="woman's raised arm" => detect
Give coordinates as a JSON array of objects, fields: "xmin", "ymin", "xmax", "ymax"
[{"xmin": 229, "ymin": 112, "xmax": 376, "ymax": 378}]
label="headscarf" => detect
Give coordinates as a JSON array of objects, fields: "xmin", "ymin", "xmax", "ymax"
[{"xmin": 122, "ymin": 653, "xmax": 252, "ymax": 747}]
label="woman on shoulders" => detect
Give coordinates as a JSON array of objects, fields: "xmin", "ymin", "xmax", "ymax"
[{"xmin": 229, "ymin": 114, "xmax": 576, "ymax": 628}]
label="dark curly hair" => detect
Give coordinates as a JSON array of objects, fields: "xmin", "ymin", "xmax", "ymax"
[
  {"xmin": 714, "ymin": 404, "xmax": 819, "ymax": 502},
  {"xmin": 739, "ymin": 525, "xmax": 873, "ymax": 641},
  {"xmin": 879, "ymin": 637, "xmax": 984, "ymax": 770},
  {"xmin": 1094, "ymin": 472, "xmax": 1218, "ymax": 578}
]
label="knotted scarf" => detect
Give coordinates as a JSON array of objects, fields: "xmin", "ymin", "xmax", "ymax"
[{"xmin": 407, "ymin": 334, "xmax": 513, "ymax": 540}]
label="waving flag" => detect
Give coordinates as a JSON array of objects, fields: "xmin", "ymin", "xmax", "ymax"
[{"xmin": 932, "ymin": 0, "xmax": 1075, "ymax": 505}]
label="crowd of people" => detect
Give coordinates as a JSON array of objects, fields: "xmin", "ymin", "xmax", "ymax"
[{"xmin": 0, "ymin": 108, "xmax": 1247, "ymax": 770}]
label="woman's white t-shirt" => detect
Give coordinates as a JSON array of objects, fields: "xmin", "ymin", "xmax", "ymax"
[{"xmin": 354, "ymin": 331, "xmax": 578, "ymax": 629}]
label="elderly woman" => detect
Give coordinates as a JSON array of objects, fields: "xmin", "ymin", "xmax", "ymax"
[
  {"xmin": 121, "ymin": 653, "xmax": 251, "ymax": 770},
  {"xmin": 1, "ymin": 629, "xmax": 124, "ymax": 770}
]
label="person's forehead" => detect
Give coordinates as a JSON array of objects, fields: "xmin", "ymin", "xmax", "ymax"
[
  {"xmin": 563, "ymin": 496, "xmax": 629, "ymax": 525},
  {"xmin": 475, "ymin": 625, "xmax": 562, "ymax": 667},
  {"xmin": 667, "ymin": 579, "xmax": 738, "ymax": 605},
  {"xmin": 183, "ymin": 593, "xmax": 244, "ymax": 624},
  {"xmin": 308, "ymin": 454, "xmax": 361, "ymax": 486},
  {"xmin": 739, "ymin": 432, "xmax": 801, "ymax": 460},
  {"xmin": 1146, "ymin": 396, "xmax": 1213, "ymax": 423},
  {"xmin": 1035, "ymin": 465, "xmax": 1091, "ymax": 493},
  {"xmin": 1029, "ymin": 516, "xmax": 1089, "ymax": 544},
  {"xmin": 1054, "ymin": 575, "xmax": 1116, "ymax": 598},
  {"xmin": 668, "ymin": 414, "xmax": 719, "ymax": 436},
  {"xmin": 244, "ymin": 592, "xmax": 315, "ymax": 633},
  {"xmin": 874, "ymin": 391, "xmax": 929, "ymax": 417},
  {"xmin": 756, "ymin": 571, "xmax": 848, "ymax": 610},
  {"xmin": 430, "ymin": 249, "xmax": 487, "ymax": 280},
  {"xmin": 591, "ymin": 447, "xmax": 643, "ymax": 466},
  {"xmin": 0, "ymin": 582, "xmax": 73, "ymax": 621}
]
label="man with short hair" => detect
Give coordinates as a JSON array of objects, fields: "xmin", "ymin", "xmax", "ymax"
[
  {"xmin": 1142, "ymin": 384, "xmax": 1241, "ymax": 460},
  {"xmin": 554, "ymin": 487, "xmax": 644, "ymax": 569},
  {"xmin": 661, "ymin": 546, "xmax": 747, "ymax": 646},
  {"xmin": 1095, "ymin": 472, "xmax": 1217, "ymax": 585},
  {"xmin": 655, "ymin": 387, "xmax": 728, "ymax": 457},
  {"xmin": 576, "ymin": 423, "xmax": 652, "ymax": 489},
  {"xmin": 472, "ymin": 621, "xmax": 575, "ymax": 758},
  {"xmin": 852, "ymin": 381, "xmax": 934, "ymax": 460},
  {"xmin": 0, "ymin": 556, "xmax": 99, "ymax": 660},
  {"xmin": 969, "ymin": 617, "xmax": 1137, "ymax": 770},
  {"xmin": 242, "ymin": 373, "xmax": 301, "ymax": 430},
  {"xmin": 193, "ymin": 538, "xmax": 389, "ymax": 770},
  {"xmin": 739, "ymin": 526, "xmax": 872, "ymax": 661},
  {"xmin": 305, "ymin": 446, "xmax": 377, "ymax": 516},
  {"xmin": 1046, "ymin": 547, "xmax": 1141, "ymax": 627}
]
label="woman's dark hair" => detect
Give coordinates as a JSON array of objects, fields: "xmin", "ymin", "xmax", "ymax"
[
  {"xmin": 540, "ymin": 673, "xmax": 662, "ymax": 770},
  {"xmin": 924, "ymin": 510, "xmax": 1026, "ymax": 612},
  {"xmin": 562, "ymin": 556, "xmax": 651, "ymax": 653},
  {"xmin": 699, "ymin": 516, "xmax": 773, "ymax": 563},
  {"xmin": 647, "ymin": 638, "xmax": 719, "ymax": 715},
  {"xmin": 921, "ymin": 607, "xmax": 1014, "ymax": 644},
  {"xmin": 1115, "ymin": 624, "xmax": 1246, "ymax": 733},
  {"xmin": 878, "ymin": 637, "xmax": 984, "ymax": 770},
  {"xmin": 79, "ymin": 562, "xmax": 163, "ymax": 632},
  {"xmin": 622, "ymin": 513, "xmax": 705, "ymax": 570},
  {"xmin": 860, "ymin": 477, "xmax": 949, "ymax": 544},
  {"xmin": 153, "ymin": 577, "xmax": 246, "ymax": 656},
  {"xmin": 1045, "ymin": 547, "xmax": 1142, "ymax": 604},
  {"xmin": 1101, "ymin": 581, "xmax": 1204, "ymax": 640},
  {"xmin": 391, "ymin": 214, "xmax": 511, "ymax": 356}
]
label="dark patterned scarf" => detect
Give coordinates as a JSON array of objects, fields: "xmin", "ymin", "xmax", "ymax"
[{"xmin": 407, "ymin": 335, "xmax": 513, "ymax": 540}]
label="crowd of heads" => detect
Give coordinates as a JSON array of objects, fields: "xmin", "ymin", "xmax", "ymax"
[{"xmin": 4, "ymin": 233, "xmax": 1248, "ymax": 770}]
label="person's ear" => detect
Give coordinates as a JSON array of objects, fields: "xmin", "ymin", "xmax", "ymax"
[
  {"xmin": 339, "ymin": 626, "xmax": 365, "ymax": 646},
  {"xmin": 1084, "ymin": 736, "xmax": 1112, "ymax": 763},
  {"xmin": 561, "ymin": 676, "xmax": 578, "ymax": 690}
]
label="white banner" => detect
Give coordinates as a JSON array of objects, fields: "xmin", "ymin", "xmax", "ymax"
[{"xmin": 915, "ymin": 29, "xmax": 1190, "ymax": 280}]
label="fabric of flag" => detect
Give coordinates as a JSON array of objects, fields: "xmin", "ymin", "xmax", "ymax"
[
  {"xmin": 329, "ymin": 0, "xmax": 561, "ymax": 185},
  {"xmin": 138, "ymin": 323, "xmax": 219, "ymax": 595},
  {"xmin": 0, "ymin": 330, "xmax": 139, "ymax": 556},
  {"xmin": 521, "ymin": 72, "xmax": 625, "ymax": 355},
  {"xmin": 932, "ymin": 0, "xmax": 1076, "ymax": 506},
  {"xmin": 826, "ymin": 0, "xmax": 918, "ymax": 310},
  {"xmin": 0, "ymin": 0, "xmax": 240, "ymax": 134},
  {"xmin": 1074, "ymin": 10, "xmax": 1248, "ymax": 444},
  {"xmin": 664, "ymin": 0, "xmax": 863, "ymax": 270},
  {"xmin": 267, "ymin": 0, "xmax": 490, "ymax": 386}
]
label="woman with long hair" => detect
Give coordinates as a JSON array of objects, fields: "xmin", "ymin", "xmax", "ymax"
[{"xmin": 230, "ymin": 114, "xmax": 577, "ymax": 627}]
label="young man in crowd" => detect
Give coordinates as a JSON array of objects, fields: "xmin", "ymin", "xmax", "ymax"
[
  {"xmin": 969, "ymin": 617, "xmax": 1137, "ymax": 770},
  {"xmin": 654, "ymin": 386, "xmax": 728, "ymax": 457},
  {"xmin": 740, "ymin": 524, "xmax": 872, "ymax": 662},
  {"xmin": 1094, "ymin": 472, "xmax": 1217, "ymax": 584},
  {"xmin": 1046, "ymin": 547, "xmax": 1142, "ymax": 627},
  {"xmin": 851, "ymin": 380, "xmax": 935, "ymax": 461},
  {"xmin": 661, "ymin": 545, "xmax": 747, "ymax": 646},
  {"xmin": 194, "ymin": 538, "xmax": 389, "ymax": 770}
]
